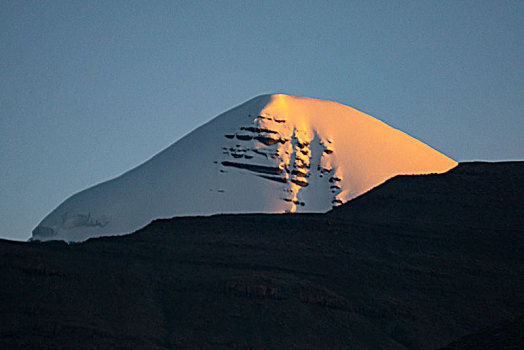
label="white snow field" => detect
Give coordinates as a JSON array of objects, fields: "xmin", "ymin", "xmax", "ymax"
[{"xmin": 32, "ymin": 94, "xmax": 457, "ymax": 242}]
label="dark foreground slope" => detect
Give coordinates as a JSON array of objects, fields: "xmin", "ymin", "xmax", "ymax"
[
  {"xmin": 442, "ymin": 316, "xmax": 524, "ymax": 350},
  {"xmin": 1, "ymin": 162, "xmax": 523, "ymax": 349}
]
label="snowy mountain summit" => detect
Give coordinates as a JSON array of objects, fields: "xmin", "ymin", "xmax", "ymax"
[{"xmin": 32, "ymin": 94, "xmax": 457, "ymax": 242}]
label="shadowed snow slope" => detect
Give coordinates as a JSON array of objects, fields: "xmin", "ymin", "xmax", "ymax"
[{"xmin": 32, "ymin": 94, "xmax": 457, "ymax": 242}]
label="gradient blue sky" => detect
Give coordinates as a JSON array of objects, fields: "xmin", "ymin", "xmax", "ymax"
[{"xmin": 1, "ymin": 1, "xmax": 523, "ymax": 241}]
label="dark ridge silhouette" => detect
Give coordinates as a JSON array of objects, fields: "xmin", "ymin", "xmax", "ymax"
[
  {"xmin": 330, "ymin": 161, "xmax": 524, "ymax": 230},
  {"xmin": 0, "ymin": 162, "xmax": 522, "ymax": 349}
]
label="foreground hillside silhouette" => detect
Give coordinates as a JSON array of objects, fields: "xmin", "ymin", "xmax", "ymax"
[{"xmin": 1, "ymin": 162, "xmax": 522, "ymax": 349}]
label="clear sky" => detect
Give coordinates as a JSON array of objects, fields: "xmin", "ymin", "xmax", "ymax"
[{"xmin": 1, "ymin": 1, "xmax": 523, "ymax": 241}]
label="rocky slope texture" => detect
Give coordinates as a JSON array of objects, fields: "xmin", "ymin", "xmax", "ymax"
[
  {"xmin": 2, "ymin": 162, "xmax": 522, "ymax": 349},
  {"xmin": 32, "ymin": 94, "xmax": 456, "ymax": 242}
]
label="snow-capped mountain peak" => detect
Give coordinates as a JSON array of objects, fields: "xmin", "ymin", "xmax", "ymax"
[{"xmin": 32, "ymin": 94, "xmax": 457, "ymax": 242}]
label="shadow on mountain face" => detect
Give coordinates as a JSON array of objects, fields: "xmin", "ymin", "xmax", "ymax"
[{"xmin": 0, "ymin": 162, "xmax": 522, "ymax": 349}]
